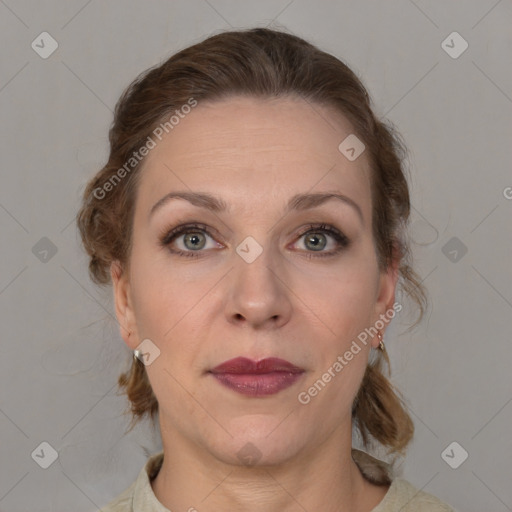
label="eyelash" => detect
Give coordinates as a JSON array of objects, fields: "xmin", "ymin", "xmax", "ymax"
[{"xmin": 159, "ymin": 222, "xmax": 350, "ymax": 259}]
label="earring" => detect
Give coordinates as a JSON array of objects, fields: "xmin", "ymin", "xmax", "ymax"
[
  {"xmin": 127, "ymin": 331, "xmax": 141, "ymax": 361},
  {"xmin": 376, "ymin": 329, "xmax": 385, "ymax": 351}
]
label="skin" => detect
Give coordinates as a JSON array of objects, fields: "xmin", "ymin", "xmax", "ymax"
[{"xmin": 111, "ymin": 95, "xmax": 399, "ymax": 512}]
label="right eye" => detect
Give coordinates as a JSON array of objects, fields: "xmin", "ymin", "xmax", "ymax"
[{"xmin": 159, "ymin": 223, "xmax": 222, "ymax": 258}]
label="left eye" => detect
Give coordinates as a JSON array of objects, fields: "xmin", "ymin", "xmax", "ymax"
[
  {"xmin": 291, "ymin": 224, "xmax": 349, "ymax": 257},
  {"xmin": 295, "ymin": 231, "xmax": 335, "ymax": 252}
]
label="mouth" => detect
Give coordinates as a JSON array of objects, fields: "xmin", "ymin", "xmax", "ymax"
[{"xmin": 209, "ymin": 357, "xmax": 305, "ymax": 397}]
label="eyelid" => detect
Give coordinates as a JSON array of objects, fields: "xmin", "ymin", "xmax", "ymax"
[{"xmin": 159, "ymin": 222, "xmax": 222, "ymax": 245}]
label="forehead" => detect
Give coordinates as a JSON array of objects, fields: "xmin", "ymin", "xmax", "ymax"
[{"xmin": 136, "ymin": 95, "xmax": 372, "ymax": 219}]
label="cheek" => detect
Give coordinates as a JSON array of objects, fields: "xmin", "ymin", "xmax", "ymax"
[
  {"xmin": 295, "ymin": 260, "xmax": 378, "ymax": 415},
  {"xmin": 128, "ymin": 249, "xmax": 215, "ymax": 377},
  {"xmin": 129, "ymin": 246, "xmax": 203, "ymax": 334},
  {"xmin": 293, "ymin": 252, "xmax": 379, "ymax": 338}
]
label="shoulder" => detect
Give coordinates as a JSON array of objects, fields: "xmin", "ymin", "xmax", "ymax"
[
  {"xmin": 99, "ymin": 451, "xmax": 166, "ymax": 512},
  {"xmin": 99, "ymin": 480, "xmax": 136, "ymax": 512},
  {"xmin": 374, "ymin": 477, "xmax": 458, "ymax": 512},
  {"xmin": 351, "ymin": 449, "xmax": 457, "ymax": 512}
]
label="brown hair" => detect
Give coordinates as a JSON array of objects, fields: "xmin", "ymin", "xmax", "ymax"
[{"xmin": 76, "ymin": 27, "xmax": 427, "ymax": 458}]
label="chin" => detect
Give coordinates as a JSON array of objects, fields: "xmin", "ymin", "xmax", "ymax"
[{"xmin": 207, "ymin": 418, "xmax": 305, "ymax": 467}]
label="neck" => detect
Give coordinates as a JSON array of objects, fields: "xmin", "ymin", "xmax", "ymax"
[{"xmin": 151, "ymin": 418, "xmax": 389, "ymax": 512}]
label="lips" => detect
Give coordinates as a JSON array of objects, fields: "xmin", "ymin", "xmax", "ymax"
[
  {"xmin": 210, "ymin": 357, "xmax": 304, "ymax": 375},
  {"xmin": 209, "ymin": 357, "xmax": 305, "ymax": 397}
]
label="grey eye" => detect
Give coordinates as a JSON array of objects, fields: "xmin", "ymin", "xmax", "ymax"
[
  {"xmin": 183, "ymin": 232, "xmax": 207, "ymax": 250},
  {"xmin": 303, "ymin": 232, "xmax": 327, "ymax": 251}
]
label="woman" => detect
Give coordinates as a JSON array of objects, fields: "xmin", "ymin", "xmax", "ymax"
[{"xmin": 77, "ymin": 27, "xmax": 456, "ymax": 512}]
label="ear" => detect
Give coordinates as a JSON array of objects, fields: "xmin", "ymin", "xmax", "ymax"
[
  {"xmin": 372, "ymin": 257, "xmax": 400, "ymax": 347},
  {"xmin": 111, "ymin": 260, "xmax": 139, "ymax": 350}
]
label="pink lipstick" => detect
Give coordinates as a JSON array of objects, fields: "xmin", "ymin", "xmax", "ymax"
[{"xmin": 209, "ymin": 357, "xmax": 305, "ymax": 397}]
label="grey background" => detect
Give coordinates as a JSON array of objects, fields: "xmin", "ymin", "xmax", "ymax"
[{"xmin": 1, "ymin": 1, "xmax": 511, "ymax": 511}]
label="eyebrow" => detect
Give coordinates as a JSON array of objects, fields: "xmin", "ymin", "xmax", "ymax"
[{"xmin": 149, "ymin": 191, "xmax": 363, "ymax": 223}]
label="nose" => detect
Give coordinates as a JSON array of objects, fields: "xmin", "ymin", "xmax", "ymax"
[{"xmin": 224, "ymin": 243, "xmax": 292, "ymax": 330}]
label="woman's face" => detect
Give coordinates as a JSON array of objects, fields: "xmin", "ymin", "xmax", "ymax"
[{"xmin": 112, "ymin": 95, "xmax": 397, "ymax": 466}]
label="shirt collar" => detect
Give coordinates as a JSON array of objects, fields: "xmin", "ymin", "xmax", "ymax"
[{"xmin": 132, "ymin": 451, "xmax": 168, "ymax": 511}]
